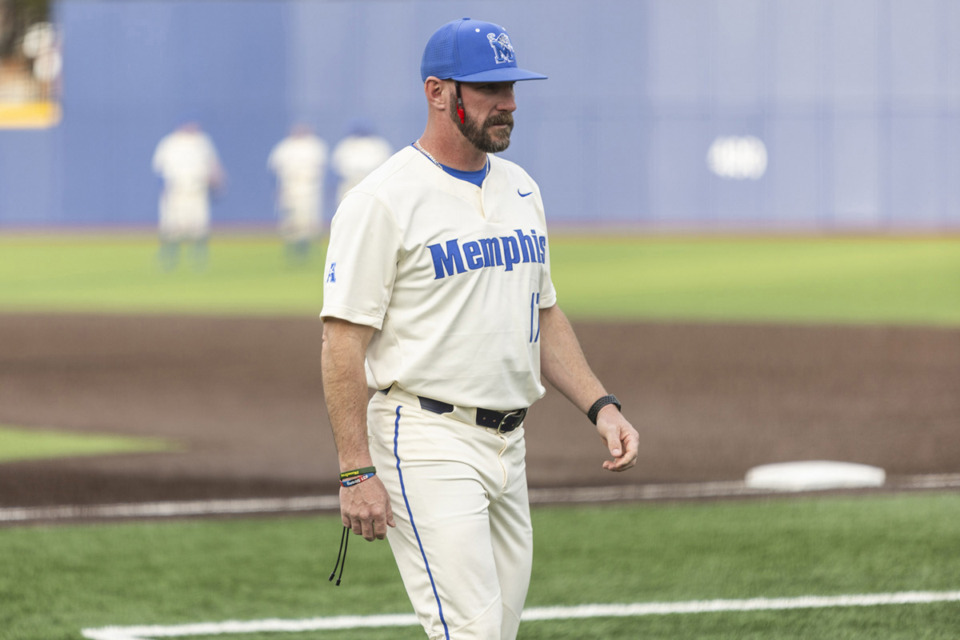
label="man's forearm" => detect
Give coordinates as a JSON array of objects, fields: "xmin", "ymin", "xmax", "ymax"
[
  {"xmin": 539, "ymin": 305, "xmax": 608, "ymax": 413},
  {"xmin": 540, "ymin": 305, "xmax": 640, "ymax": 472},
  {"xmin": 321, "ymin": 319, "xmax": 376, "ymax": 470},
  {"xmin": 320, "ymin": 317, "xmax": 396, "ymax": 540}
]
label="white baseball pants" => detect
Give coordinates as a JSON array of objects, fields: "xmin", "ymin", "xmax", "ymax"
[{"xmin": 367, "ymin": 387, "xmax": 533, "ymax": 640}]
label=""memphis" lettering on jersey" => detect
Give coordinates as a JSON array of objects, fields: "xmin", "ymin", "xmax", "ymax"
[{"xmin": 428, "ymin": 228, "xmax": 547, "ymax": 280}]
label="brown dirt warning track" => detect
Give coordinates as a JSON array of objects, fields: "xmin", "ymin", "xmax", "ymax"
[{"xmin": 0, "ymin": 313, "xmax": 958, "ymax": 508}]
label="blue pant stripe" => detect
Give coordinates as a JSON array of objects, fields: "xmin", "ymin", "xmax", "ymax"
[
  {"xmin": 533, "ymin": 292, "xmax": 541, "ymax": 342},
  {"xmin": 393, "ymin": 405, "xmax": 450, "ymax": 639}
]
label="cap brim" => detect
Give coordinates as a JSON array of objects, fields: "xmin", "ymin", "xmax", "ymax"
[{"xmin": 451, "ymin": 67, "xmax": 547, "ymax": 82}]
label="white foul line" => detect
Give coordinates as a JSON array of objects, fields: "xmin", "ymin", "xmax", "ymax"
[
  {"xmin": 80, "ymin": 591, "xmax": 960, "ymax": 640},
  {"xmin": 0, "ymin": 495, "xmax": 341, "ymax": 524},
  {"xmin": 4, "ymin": 473, "xmax": 960, "ymax": 525}
]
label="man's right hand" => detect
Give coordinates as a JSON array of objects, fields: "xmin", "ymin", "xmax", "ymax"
[{"xmin": 340, "ymin": 476, "xmax": 396, "ymax": 541}]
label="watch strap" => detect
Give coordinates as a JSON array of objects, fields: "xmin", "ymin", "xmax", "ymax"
[{"xmin": 587, "ymin": 394, "xmax": 621, "ymax": 425}]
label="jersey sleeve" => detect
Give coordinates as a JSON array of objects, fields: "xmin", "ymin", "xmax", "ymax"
[
  {"xmin": 533, "ymin": 184, "xmax": 558, "ymax": 309},
  {"xmin": 320, "ymin": 191, "xmax": 400, "ymax": 329},
  {"xmin": 539, "ymin": 235, "xmax": 558, "ymax": 308}
]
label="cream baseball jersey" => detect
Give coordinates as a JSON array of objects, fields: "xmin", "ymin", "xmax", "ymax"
[
  {"xmin": 152, "ymin": 130, "xmax": 220, "ymax": 192},
  {"xmin": 320, "ymin": 145, "xmax": 557, "ymax": 410},
  {"xmin": 268, "ymin": 134, "xmax": 328, "ymax": 201}
]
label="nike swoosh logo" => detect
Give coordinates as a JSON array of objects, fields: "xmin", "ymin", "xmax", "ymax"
[{"xmin": 517, "ymin": 189, "xmax": 533, "ymax": 197}]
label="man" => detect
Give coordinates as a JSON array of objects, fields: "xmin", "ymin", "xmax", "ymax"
[
  {"xmin": 151, "ymin": 121, "xmax": 224, "ymax": 271},
  {"xmin": 268, "ymin": 123, "xmax": 329, "ymax": 264},
  {"xmin": 320, "ymin": 18, "xmax": 640, "ymax": 640},
  {"xmin": 329, "ymin": 118, "xmax": 393, "ymax": 204}
]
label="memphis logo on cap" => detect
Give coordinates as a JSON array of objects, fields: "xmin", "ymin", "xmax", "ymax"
[
  {"xmin": 421, "ymin": 18, "xmax": 547, "ymax": 83},
  {"xmin": 488, "ymin": 33, "xmax": 515, "ymax": 64}
]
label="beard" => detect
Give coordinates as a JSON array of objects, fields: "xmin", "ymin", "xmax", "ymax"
[{"xmin": 451, "ymin": 96, "xmax": 514, "ymax": 153}]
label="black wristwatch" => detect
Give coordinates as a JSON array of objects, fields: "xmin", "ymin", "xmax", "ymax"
[{"xmin": 587, "ymin": 394, "xmax": 621, "ymax": 425}]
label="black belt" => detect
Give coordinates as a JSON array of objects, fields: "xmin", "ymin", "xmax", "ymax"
[{"xmin": 418, "ymin": 395, "xmax": 528, "ymax": 433}]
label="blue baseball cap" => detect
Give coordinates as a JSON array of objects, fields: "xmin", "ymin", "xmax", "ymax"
[{"xmin": 421, "ymin": 18, "xmax": 547, "ymax": 83}]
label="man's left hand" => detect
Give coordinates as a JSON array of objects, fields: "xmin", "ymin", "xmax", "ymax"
[{"xmin": 596, "ymin": 405, "xmax": 639, "ymax": 472}]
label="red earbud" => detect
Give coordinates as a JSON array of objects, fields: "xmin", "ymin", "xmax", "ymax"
[{"xmin": 455, "ymin": 82, "xmax": 465, "ymax": 124}]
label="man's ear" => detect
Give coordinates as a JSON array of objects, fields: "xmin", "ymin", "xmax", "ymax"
[{"xmin": 424, "ymin": 77, "xmax": 448, "ymax": 111}]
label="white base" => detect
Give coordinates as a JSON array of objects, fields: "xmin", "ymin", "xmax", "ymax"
[{"xmin": 744, "ymin": 460, "xmax": 886, "ymax": 491}]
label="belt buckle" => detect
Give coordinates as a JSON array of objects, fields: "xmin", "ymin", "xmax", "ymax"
[{"xmin": 497, "ymin": 408, "xmax": 527, "ymax": 433}]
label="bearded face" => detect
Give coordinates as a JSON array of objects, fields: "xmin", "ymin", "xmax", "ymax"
[{"xmin": 449, "ymin": 91, "xmax": 514, "ymax": 153}]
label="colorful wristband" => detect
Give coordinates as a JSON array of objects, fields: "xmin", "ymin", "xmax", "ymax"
[
  {"xmin": 339, "ymin": 466, "xmax": 376, "ymax": 480},
  {"xmin": 339, "ymin": 466, "xmax": 376, "ymax": 488},
  {"xmin": 340, "ymin": 472, "xmax": 376, "ymax": 488}
]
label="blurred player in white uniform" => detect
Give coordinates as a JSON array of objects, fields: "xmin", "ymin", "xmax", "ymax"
[
  {"xmin": 151, "ymin": 121, "xmax": 224, "ymax": 271},
  {"xmin": 330, "ymin": 118, "xmax": 392, "ymax": 203},
  {"xmin": 321, "ymin": 18, "xmax": 640, "ymax": 640},
  {"xmin": 268, "ymin": 123, "xmax": 329, "ymax": 264}
]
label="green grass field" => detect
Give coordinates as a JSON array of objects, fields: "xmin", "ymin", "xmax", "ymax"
[
  {"xmin": 0, "ymin": 425, "xmax": 174, "ymax": 463},
  {"xmin": 2, "ymin": 494, "xmax": 959, "ymax": 639},
  {"xmin": 1, "ymin": 233, "xmax": 957, "ymax": 325},
  {"xmin": 2, "ymin": 232, "xmax": 958, "ymax": 639}
]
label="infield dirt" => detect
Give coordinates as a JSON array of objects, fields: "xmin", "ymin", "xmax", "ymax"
[{"xmin": 0, "ymin": 314, "xmax": 957, "ymax": 507}]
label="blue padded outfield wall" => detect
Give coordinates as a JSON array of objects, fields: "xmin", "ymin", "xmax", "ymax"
[{"xmin": 1, "ymin": 0, "xmax": 959, "ymax": 230}]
